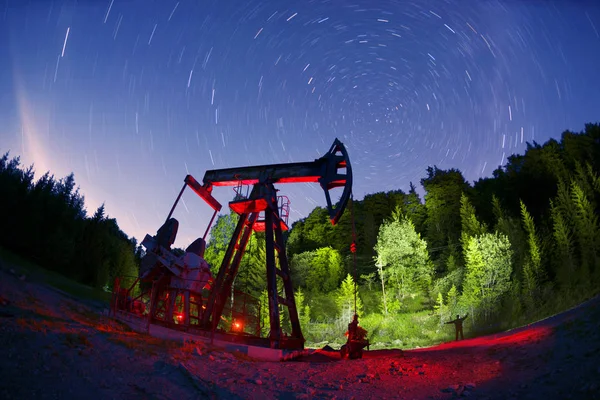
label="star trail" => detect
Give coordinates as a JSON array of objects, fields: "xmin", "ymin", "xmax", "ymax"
[{"xmin": 1, "ymin": 0, "xmax": 599, "ymax": 247}]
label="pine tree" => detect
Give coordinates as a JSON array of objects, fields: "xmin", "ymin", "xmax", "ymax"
[
  {"xmin": 461, "ymin": 236, "xmax": 484, "ymax": 319},
  {"xmin": 570, "ymin": 181, "xmax": 599, "ymax": 283},
  {"xmin": 336, "ymin": 274, "xmax": 363, "ymax": 321},
  {"xmin": 520, "ymin": 200, "xmax": 543, "ymax": 301},
  {"xmin": 492, "ymin": 195, "xmax": 527, "ymax": 281},
  {"xmin": 92, "ymin": 203, "xmax": 106, "ymax": 222},
  {"xmin": 460, "ymin": 193, "xmax": 486, "ymax": 243},
  {"xmin": 574, "ymin": 162, "xmax": 595, "ymax": 201},
  {"xmin": 374, "ymin": 209, "xmax": 434, "ymax": 302},
  {"xmin": 446, "ymin": 253, "xmax": 459, "ymax": 273},
  {"xmin": 587, "ymin": 163, "xmax": 600, "ymax": 195},
  {"xmin": 549, "ymin": 199, "xmax": 575, "ymax": 290},
  {"xmin": 404, "ymin": 182, "xmax": 426, "ymax": 234},
  {"xmin": 461, "ymin": 233, "xmax": 513, "ymax": 321}
]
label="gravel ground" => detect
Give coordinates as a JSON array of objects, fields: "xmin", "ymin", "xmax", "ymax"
[{"xmin": 1, "ymin": 261, "xmax": 599, "ymax": 400}]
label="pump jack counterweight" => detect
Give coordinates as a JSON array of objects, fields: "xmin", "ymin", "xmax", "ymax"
[{"xmin": 114, "ymin": 139, "xmax": 352, "ymax": 351}]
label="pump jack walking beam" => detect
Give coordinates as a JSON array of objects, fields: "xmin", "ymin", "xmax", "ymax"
[{"xmin": 202, "ymin": 138, "xmax": 352, "ymax": 225}]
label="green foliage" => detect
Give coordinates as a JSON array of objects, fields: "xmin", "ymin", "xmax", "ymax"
[
  {"xmin": 258, "ymin": 290, "xmax": 270, "ymax": 336},
  {"xmin": 360, "ymin": 272, "xmax": 376, "ymax": 289},
  {"xmin": 204, "ymin": 213, "xmax": 238, "ymax": 274},
  {"xmin": 420, "ymin": 167, "xmax": 469, "ymax": 271},
  {"xmin": 570, "ymin": 181, "xmax": 599, "ymax": 277},
  {"xmin": 445, "ymin": 253, "xmax": 459, "ymax": 273},
  {"xmin": 461, "ymin": 233, "xmax": 513, "ymax": 321},
  {"xmin": 295, "ymin": 288, "xmax": 311, "ymax": 332},
  {"xmin": 293, "ymin": 124, "xmax": 600, "ymax": 348},
  {"xmin": 202, "ymin": 213, "xmax": 266, "ymax": 297},
  {"xmin": 492, "ymin": 195, "xmax": 528, "ymax": 279},
  {"xmin": 290, "ymin": 247, "xmax": 343, "ymax": 293},
  {"xmin": 375, "ymin": 209, "xmax": 434, "ymax": 302},
  {"xmin": 520, "ymin": 200, "xmax": 543, "ymax": 299},
  {"xmin": 336, "ymin": 274, "xmax": 364, "ymax": 321},
  {"xmin": 433, "ymin": 292, "xmax": 445, "ymax": 325},
  {"xmin": 447, "ymin": 284, "xmax": 459, "ymax": 315},
  {"xmin": 549, "ymin": 198, "xmax": 575, "ymax": 290},
  {"xmin": 404, "ymin": 182, "xmax": 427, "ymax": 234},
  {"xmin": 587, "ymin": 163, "xmax": 600, "ymax": 195},
  {"xmin": 431, "ymin": 268, "xmax": 463, "ymax": 302},
  {"xmin": 0, "ymin": 153, "xmax": 139, "ymax": 290},
  {"xmin": 237, "ymin": 233, "xmax": 267, "ymax": 296},
  {"xmin": 460, "ymin": 193, "xmax": 487, "ymax": 239},
  {"xmin": 359, "ymin": 310, "xmax": 450, "ymax": 348}
]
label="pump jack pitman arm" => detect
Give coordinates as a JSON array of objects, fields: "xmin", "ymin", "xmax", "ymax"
[{"xmin": 201, "ymin": 138, "xmax": 352, "ymax": 225}]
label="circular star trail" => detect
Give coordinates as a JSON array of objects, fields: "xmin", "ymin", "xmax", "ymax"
[{"xmin": 1, "ymin": 0, "xmax": 599, "ymax": 246}]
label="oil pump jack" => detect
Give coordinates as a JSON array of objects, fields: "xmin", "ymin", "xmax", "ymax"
[{"xmin": 126, "ymin": 139, "xmax": 351, "ymax": 350}]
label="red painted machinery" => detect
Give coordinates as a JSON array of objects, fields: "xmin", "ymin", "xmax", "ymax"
[{"xmin": 115, "ymin": 139, "xmax": 352, "ymax": 350}]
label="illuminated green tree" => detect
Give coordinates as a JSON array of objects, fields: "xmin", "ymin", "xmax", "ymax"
[
  {"xmin": 290, "ymin": 247, "xmax": 343, "ymax": 293},
  {"xmin": 375, "ymin": 207, "xmax": 434, "ymax": 303},
  {"xmin": 404, "ymin": 182, "xmax": 426, "ymax": 235},
  {"xmin": 570, "ymin": 181, "xmax": 599, "ymax": 281},
  {"xmin": 336, "ymin": 274, "xmax": 363, "ymax": 321},
  {"xmin": 204, "ymin": 213, "xmax": 238, "ymax": 274},
  {"xmin": 550, "ymin": 198, "xmax": 575, "ymax": 290},
  {"xmin": 294, "ymin": 288, "xmax": 311, "ymax": 332},
  {"xmin": 461, "ymin": 233, "xmax": 513, "ymax": 320},
  {"xmin": 204, "ymin": 213, "xmax": 266, "ymax": 297},
  {"xmin": 492, "ymin": 195, "xmax": 527, "ymax": 281},
  {"xmin": 460, "ymin": 193, "xmax": 487, "ymax": 242},
  {"xmin": 520, "ymin": 200, "xmax": 543, "ymax": 300},
  {"xmin": 447, "ymin": 284, "xmax": 459, "ymax": 315},
  {"xmin": 421, "ymin": 166, "xmax": 470, "ymax": 271}
]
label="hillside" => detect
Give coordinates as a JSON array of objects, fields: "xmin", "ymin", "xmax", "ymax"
[{"xmin": 1, "ymin": 257, "xmax": 599, "ymax": 400}]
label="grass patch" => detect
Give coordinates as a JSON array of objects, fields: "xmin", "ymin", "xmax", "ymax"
[
  {"xmin": 304, "ymin": 310, "xmax": 456, "ymax": 350},
  {"xmin": 360, "ymin": 310, "xmax": 453, "ymax": 348},
  {"xmin": 0, "ymin": 246, "xmax": 110, "ymax": 304}
]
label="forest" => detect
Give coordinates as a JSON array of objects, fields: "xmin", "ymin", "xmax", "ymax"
[
  {"xmin": 1, "ymin": 123, "xmax": 599, "ymax": 348},
  {"xmin": 0, "ymin": 155, "xmax": 141, "ymax": 291}
]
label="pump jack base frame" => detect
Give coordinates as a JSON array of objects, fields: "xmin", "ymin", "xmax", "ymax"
[{"xmin": 112, "ymin": 310, "xmax": 306, "ymax": 361}]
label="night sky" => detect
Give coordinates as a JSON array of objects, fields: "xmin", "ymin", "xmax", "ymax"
[{"xmin": 1, "ymin": 0, "xmax": 599, "ymax": 248}]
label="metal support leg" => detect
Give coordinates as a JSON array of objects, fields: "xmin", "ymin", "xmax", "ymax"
[
  {"xmin": 201, "ymin": 213, "xmax": 249, "ymax": 328},
  {"xmin": 202, "ymin": 212, "xmax": 258, "ymax": 329},
  {"xmin": 265, "ymin": 209, "xmax": 281, "ymax": 348},
  {"xmin": 274, "ymin": 213, "xmax": 304, "ymax": 343}
]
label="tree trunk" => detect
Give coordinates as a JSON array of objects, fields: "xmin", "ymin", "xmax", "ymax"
[{"xmin": 377, "ymin": 263, "xmax": 388, "ymax": 315}]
